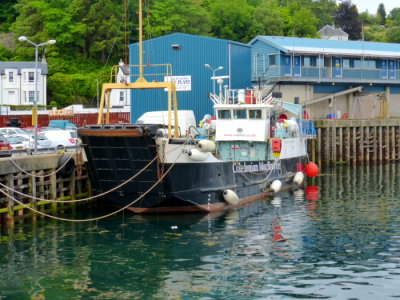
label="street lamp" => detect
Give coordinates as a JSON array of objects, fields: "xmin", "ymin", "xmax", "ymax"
[
  {"xmin": 204, "ymin": 64, "xmax": 223, "ymax": 95},
  {"xmin": 95, "ymin": 79, "xmax": 100, "ymax": 108},
  {"xmin": 18, "ymin": 36, "xmax": 56, "ymax": 154}
]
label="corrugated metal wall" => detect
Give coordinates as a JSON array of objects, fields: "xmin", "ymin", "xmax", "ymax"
[{"xmin": 129, "ymin": 33, "xmax": 251, "ymax": 123}]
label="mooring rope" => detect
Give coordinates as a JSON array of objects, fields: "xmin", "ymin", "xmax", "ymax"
[
  {"xmin": 0, "ymin": 137, "xmax": 195, "ymax": 205},
  {"xmin": 0, "ymin": 155, "xmax": 159, "ymax": 204},
  {"xmin": 7, "ymin": 151, "xmax": 75, "ymax": 178},
  {"xmin": 0, "ymin": 156, "xmax": 180, "ymax": 223}
]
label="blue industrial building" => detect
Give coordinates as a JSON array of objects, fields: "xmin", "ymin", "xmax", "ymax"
[
  {"xmin": 128, "ymin": 33, "xmax": 251, "ymax": 122},
  {"xmin": 249, "ymin": 36, "xmax": 400, "ymax": 118}
]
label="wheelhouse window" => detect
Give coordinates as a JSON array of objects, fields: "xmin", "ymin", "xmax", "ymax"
[
  {"xmin": 119, "ymin": 91, "xmax": 124, "ymax": 102},
  {"xmin": 8, "ymin": 72, "xmax": 14, "ymax": 83},
  {"xmin": 249, "ymin": 109, "xmax": 262, "ymax": 119},
  {"xmin": 233, "ymin": 109, "xmax": 247, "ymax": 119},
  {"xmin": 218, "ymin": 110, "xmax": 231, "ymax": 119}
]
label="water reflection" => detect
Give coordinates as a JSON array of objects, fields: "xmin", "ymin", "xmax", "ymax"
[{"xmin": 0, "ymin": 164, "xmax": 400, "ymax": 299}]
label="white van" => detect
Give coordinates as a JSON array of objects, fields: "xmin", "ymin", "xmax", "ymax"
[
  {"xmin": 136, "ymin": 110, "xmax": 196, "ymax": 136},
  {"xmin": 37, "ymin": 130, "xmax": 78, "ymax": 149}
]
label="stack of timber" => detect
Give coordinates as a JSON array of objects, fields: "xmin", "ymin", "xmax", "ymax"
[
  {"xmin": 310, "ymin": 119, "xmax": 400, "ymax": 165},
  {"xmin": 0, "ymin": 152, "xmax": 90, "ymax": 225}
]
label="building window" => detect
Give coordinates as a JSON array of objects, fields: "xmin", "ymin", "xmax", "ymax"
[
  {"xmin": 304, "ymin": 56, "xmax": 317, "ymax": 67},
  {"xmin": 269, "ymin": 55, "xmax": 276, "ymax": 66},
  {"xmin": 119, "ymin": 91, "xmax": 124, "ymax": 102},
  {"xmin": 8, "ymin": 72, "xmax": 14, "ymax": 83},
  {"xmin": 364, "ymin": 59, "xmax": 376, "ymax": 69},
  {"xmin": 28, "ymin": 91, "xmax": 35, "ymax": 102},
  {"xmin": 28, "ymin": 72, "xmax": 35, "ymax": 83},
  {"xmin": 343, "ymin": 58, "xmax": 350, "ymax": 68}
]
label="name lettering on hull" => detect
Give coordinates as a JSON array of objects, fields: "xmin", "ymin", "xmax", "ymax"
[{"xmin": 232, "ymin": 161, "xmax": 280, "ymax": 173}]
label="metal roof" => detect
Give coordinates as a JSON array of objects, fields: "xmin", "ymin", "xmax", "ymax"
[
  {"xmin": 0, "ymin": 61, "xmax": 48, "ymax": 75},
  {"xmin": 318, "ymin": 25, "xmax": 348, "ymax": 37},
  {"xmin": 249, "ymin": 36, "xmax": 400, "ymax": 58}
]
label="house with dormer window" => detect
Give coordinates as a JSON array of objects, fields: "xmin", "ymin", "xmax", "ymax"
[
  {"xmin": 0, "ymin": 59, "xmax": 48, "ymax": 107},
  {"xmin": 249, "ymin": 36, "xmax": 400, "ymax": 119}
]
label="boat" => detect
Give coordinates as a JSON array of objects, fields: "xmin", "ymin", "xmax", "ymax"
[{"xmin": 78, "ymin": 0, "xmax": 310, "ymax": 214}]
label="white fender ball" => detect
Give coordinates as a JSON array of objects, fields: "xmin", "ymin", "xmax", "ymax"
[
  {"xmin": 223, "ymin": 189, "xmax": 240, "ymax": 206},
  {"xmin": 187, "ymin": 148, "xmax": 208, "ymax": 161},
  {"xmin": 293, "ymin": 172, "xmax": 304, "ymax": 185},
  {"xmin": 197, "ymin": 140, "xmax": 216, "ymax": 152},
  {"xmin": 270, "ymin": 180, "xmax": 282, "ymax": 193}
]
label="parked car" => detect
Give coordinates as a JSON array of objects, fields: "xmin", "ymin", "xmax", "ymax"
[
  {"xmin": 48, "ymin": 120, "xmax": 77, "ymax": 130},
  {"xmin": 8, "ymin": 135, "xmax": 51, "ymax": 150},
  {"xmin": 0, "ymin": 127, "xmax": 31, "ymax": 140},
  {"xmin": 37, "ymin": 130, "xmax": 78, "ymax": 149},
  {"xmin": 5, "ymin": 136, "xmax": 26, "ymax": 150},
  {"xmin": 0, "ymin": 135, "xmax": 11, "ymax": 150}
]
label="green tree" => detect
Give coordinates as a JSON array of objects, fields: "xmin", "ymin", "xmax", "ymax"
[
  {"xmin": 249, "ymin": 0, "xmax": 284, "ymax": 36},
  {"xmin": 377, "ymin": 3, "xmax": 386, "ymax": 25},
  {"xmin": 387, "ymin": 8, "xmax": 400, "ymax": 26},
  {"xmin": 11, "ymin": 0, "xmax": 124, "ymax": 63},
  {"xmin": 310, "ymin": 0, "xmax": 336, "ymax": 29},
  {"xmin": 386, "ymin": 26, "xmax": 400, "ymax": 43},
  {"xmin": 144, "ymin": 0, "xmax": 211, "ymax": 38},
  {"xmin": 0, "ymin": 0, "xmax": 17, "ymax": 32},
  {"xmin": 359, "ymin": 12, "xmax": 376, "ymax": 25},
  {"xmin": 0, "ymin": 45, "xmax": 12, "ymax": 60},
  {"xmin": 335, "ymin": 0, "xmax": 362, "ymax": 40},
  {"xmin": 208, "ymin": 0, "xmax": 254, "ymax": 42},
  {"xmin": 292, "ymin": 7, "xmax": 319, "ymax": 37}
]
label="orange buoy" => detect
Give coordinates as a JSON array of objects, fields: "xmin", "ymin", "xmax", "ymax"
[{"xmin": 305, "ymin": 162, "xmax": 319, "ymax": 177}]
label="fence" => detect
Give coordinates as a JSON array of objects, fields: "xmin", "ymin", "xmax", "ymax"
[{"xmin": 0, "ymin": 112, "xmax": 130, "ymax": 127}]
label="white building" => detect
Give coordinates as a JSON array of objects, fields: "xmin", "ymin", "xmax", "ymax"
[
  {"xmin": 318, "ymin": 25, "xmax": 349, "ymax": 41},
  {"xmin": 109, "ymin": 59, "xmax": 131, "ymax": 107},
  {"xmin": 0, "ymin": 59, "xmax": 48, "ymax": 106}
]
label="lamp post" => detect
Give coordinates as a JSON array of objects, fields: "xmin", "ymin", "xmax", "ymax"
[
  {"xmin": 204, "ymin": 64, "xmax": 223, "ymax": 95},
  {"xmin": 18, "ymin": 36, "xmax": 56, "ymax": 154},
  {"xmin": 95, "ymin": 79, "xmax": 100, "ymax": 108}
]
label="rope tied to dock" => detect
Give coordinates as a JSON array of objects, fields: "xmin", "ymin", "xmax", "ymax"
[
  {"xmin": 7, "ymin": 152, "xmax": 75, "ymax": 178},
  {"xmin": 0, "ymin": 155, "xmax": 158, "ymax": 204},
  {"xmin": 0, "ymin": 155, "xmax": 180, "ymax": 222},
  {"xmin": 0, "ymin": 138, "xmax": 196, "ymax": 222}
]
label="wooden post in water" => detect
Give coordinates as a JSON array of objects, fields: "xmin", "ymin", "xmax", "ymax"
[
  {"xmin": 30, "ymin": 171, "xmax": 37, "ymax": 223},
  {"xmin": 6, "ymin": 174, "xmax": 14, "ymax": 225}
]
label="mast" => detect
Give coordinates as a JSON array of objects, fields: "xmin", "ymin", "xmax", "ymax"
[
  {"xmin": 136, "ymin": 0, "xmax": 147, "ymax": 82},
  {"xmin": 124, "ymin": 0, "xmax": 128, "ymax": 64}
]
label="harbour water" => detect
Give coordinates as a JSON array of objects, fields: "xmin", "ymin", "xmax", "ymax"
[{"xmin": 1, "ymin": 164, "xmax": 400, "ymax": 299}]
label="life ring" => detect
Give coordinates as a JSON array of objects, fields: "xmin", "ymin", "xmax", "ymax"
[{"xmin": 57, "ymin": 155, "xmax": 75, "ymax": 178}]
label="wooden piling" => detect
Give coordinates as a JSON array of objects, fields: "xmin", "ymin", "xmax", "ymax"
[
  {"xmin": 313, "ymin": 119, "xmax": 400, "ymax": 165},
  {"xmin": 0, "ymin": 153, "xmax": 91, "ymax": 225}
]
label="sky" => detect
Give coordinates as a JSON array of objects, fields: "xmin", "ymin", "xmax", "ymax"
[{"xmin": 349, "ymin": 0, "xmax": 399, "ymax": 14}]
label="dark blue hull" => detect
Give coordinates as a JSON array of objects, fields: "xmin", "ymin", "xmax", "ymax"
[{"xmin": 79, "ymin": 125, "xmax": 306, "ymax": 213}]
